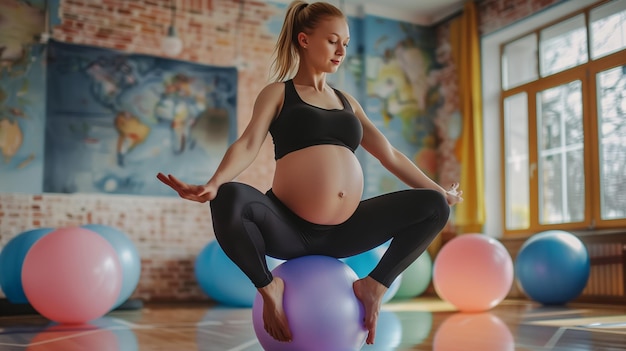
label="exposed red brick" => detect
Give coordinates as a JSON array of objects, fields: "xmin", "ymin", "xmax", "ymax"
[
  {"xmin": 112, "ymin": 43, "xmax": 126, "ymax": 50},
  {"xmin": 60, "ymin": 27, "xmax": 82, "ymax": 35},
  {"xmin": 87, "ymin": 3, "xmax": 105, "ymax": 11},
  {"xmin": 65, "ymin": 0, "xmax": 85, "ymax": 7},
  {"xmin": 478, "ymin": 0, "xmax": 562, "ymax": 35},
  {"xmin": 127, "ymin": 3, "xmax": 148, "ymax": 11},
  {"xmin": 139, "ymin": 13, "xmax": 158, "ymax": 22}
]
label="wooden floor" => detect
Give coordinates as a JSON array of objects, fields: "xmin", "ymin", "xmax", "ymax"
[{"xmin": 1, "ymin": 298, "xmax": 625, "ymax": 350}]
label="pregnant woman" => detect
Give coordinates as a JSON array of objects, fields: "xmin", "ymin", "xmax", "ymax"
[{"xmin": 157, "ymin": 0, "xmax": 463, "ymax": 345}]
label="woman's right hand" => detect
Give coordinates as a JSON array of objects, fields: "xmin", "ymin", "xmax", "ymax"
[
  {"xmin": 156, "ymin": 173, "xmax": 217, "ymax": 203},
  {"xmin": 445, "ymin": 183, "xmax": 464, "ymax": 206}
]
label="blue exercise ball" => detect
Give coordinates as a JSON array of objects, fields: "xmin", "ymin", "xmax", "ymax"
[
  {"xmin": 0, "ymin": 228, "xmax": 54, "ymax": 303},
  {"xmin": 343, "ymin": 245, "xmax": 402, "ymax": 303},
  {"xmin": 515, "ymin": 230, "xmax": 590, "ymax": 305},
  {"xmin": 195, "ymin": 240, "xmax": 282, "ymax": 307},
  {"xmin": 81, "ymin": 224, "xmax": 141, "ymax": 309}
]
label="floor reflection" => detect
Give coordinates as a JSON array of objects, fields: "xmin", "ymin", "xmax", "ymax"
[
  {"xmin": 0, "ymin": 299, "xmax": 625, "ymax": 351},
  {"xmin": 21, "ymin": 318, "xmax": 137, "ymax": 351},
  {"xmin": 433, "ymin": 312, "xmax": 514, "ymax": 351}
]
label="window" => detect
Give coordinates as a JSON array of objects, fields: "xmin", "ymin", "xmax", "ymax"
[
  {"xmin": 539, "ymin": 14, "xmax": 588, "ymax": 77},
  {"xmin": 500, "ymin": 0, "xmax": 626, "ymax": 234},
  {"xmin": 502, "ymin": 34, "xmax": 537, "ymax": 89},
  {"xmin": 590, "ymin": 0, "xmax": 626, "ymax": 59},
  {"xmin": 536, "ymin": 81, "xmax": 585, "ymax": 225},
  {"xmin": 596, "ymin": 65, "xmax": 626, "ymax": 220},
  {"xmin": 503, "ymin": 93, "xmax": 530, "ymax": 228}
]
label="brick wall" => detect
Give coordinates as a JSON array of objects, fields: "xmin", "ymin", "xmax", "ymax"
[
  {"xmin": 478, "ymin": 0, "xmax": 565, "ymax": 35},
  {"xmin": 0, "ymin": 0, "xmax": 280, "ymax": 303}
]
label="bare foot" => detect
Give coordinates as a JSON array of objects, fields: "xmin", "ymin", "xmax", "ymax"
[
  {"xmin": 258, "ymin": 277, "xmax": 292, "ymax": 342},
  {"xmin": 353, "ymin": 276, "xmax": 387, "ymax": 344}
]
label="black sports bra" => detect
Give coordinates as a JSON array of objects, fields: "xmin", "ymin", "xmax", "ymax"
[{"xmin": 269, "ymin": 80, "xmax": 363, "ymax": 160}]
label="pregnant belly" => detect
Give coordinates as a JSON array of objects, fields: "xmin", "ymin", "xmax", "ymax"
[{"xmin": 272, "ymin": 145, "xmax": 364, "ymax": 225}]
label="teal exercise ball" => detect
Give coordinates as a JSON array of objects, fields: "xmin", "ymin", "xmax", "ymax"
[
  {"xmin": 0, "ymin": 228, "xmax": 55, "ymax": 304},
  {"xmin": 195, "ymin": 240, "xmax": 282, "ymax": 307},
  {"xmin": 343, "ymin": 245, "xmax": 402, "ymax": 303},
  {"xmin": 393, "ymin": 251, "xmax": 432, "ymax": 300},
  {"xmin": 515, "ymin": 230, "xmax": 590, "ymax": 305}
]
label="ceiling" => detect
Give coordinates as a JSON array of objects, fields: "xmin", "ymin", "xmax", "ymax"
[
  {"xmin": 271, "ymin": 0, "xmax": 466, "ymax": 25},
  {"xmin": 347, "ymin": 0, "xmax": 465, "ymax": 24}
]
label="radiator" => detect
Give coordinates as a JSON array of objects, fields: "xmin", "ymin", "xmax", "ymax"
[{"xmin": 582, "ymin": 242, "xmax": 625, "ymax": 297}]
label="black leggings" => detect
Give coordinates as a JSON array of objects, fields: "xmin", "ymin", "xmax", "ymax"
[{"xmin": 210, "ymin": 182, "xmax": 450, "ymax": 288}]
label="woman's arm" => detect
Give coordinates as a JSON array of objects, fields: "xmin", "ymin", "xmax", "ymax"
[
  {"xmin": 344, "ymin": 93, "xmax": 463, "ymax": 205},
  {"xmin": 157, "ymin": 82, "xmax": 284, "ymax": 202},
  {"xmin": 206, "ymin": 82, "xmax": 283, "ymax": 188}
]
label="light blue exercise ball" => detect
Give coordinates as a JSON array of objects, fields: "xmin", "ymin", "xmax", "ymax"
[
  {"xmin": 195, "ymin": 240, "xmax": 282, "ymax": 307},
  {"xmin": 0, "ymin": 228, "xmax": 54, "ymax": 303},
  {"xmin": 361, "ymin": 310, "xmax": 402, "ymax": 351},
  {"xmin": 343, "ymin": 245, "xmax": 402, "ymax": 303},
  {"xmin": 82, "ymin": 224, "xmax": 141, "ymax": 309},
  {"xmin": 515, "ymin": 230, "xmax": 590, "ymax": 305}
]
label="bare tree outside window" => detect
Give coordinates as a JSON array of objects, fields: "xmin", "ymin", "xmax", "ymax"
[
  {"xmin": 537, "ymin": 81, "xmax": 585, "ymax": 224},
  {"xmin": 597, "ymin": 66, "xmax": 626, "ymax": 220},
  {"xmin": 540, "ymin": 15, "xmax": 588, "ymax": 77}
]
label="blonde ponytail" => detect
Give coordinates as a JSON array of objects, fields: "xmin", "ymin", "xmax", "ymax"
[{"xmin": 270, "ymin": 1, "xmax": 345, "ymax": 82}]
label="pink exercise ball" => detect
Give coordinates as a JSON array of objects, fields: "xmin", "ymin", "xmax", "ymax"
[
  {"xmin": 433, "ymin": 234, "xmax": 513, "ymax": 312},
  {"xmin": 22, "ymin": 227, "xmax": 122, "ymax": 324}
]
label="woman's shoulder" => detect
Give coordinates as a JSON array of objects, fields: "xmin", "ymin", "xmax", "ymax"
[
  {"xmin": 257, "ymin": 81, "xmax": 287, "ymax": 99},
  {"xmin": 253, "ymin": 81, "xmax": 287, "ymax": 112},
  {"xmin": 333, "ymin": 87, "xmax": 355, "ymax": 101},
  {"xmin": 333, "ymin": 88, "xmax": 363, "ymax": 112}
]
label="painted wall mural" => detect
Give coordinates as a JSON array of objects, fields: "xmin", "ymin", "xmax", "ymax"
[
  {"xmin": 43, "ymin": 41, "xmax": 237, "ymax": 196},
  {"xmin": 0, "ymin": 0, "xmax": 46, "ymax": 193},
  {"xmin": 360, "ymin": 16, "xmax": 440, "ymax": 199}
]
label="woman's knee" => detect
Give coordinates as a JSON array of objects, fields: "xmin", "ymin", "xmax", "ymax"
[
  {"xmin": 213, "ymin": 182, "xmax": 244, "ymax": 202},
  {"xmin": 210, "ymin": 182, "xmax": 251, "ymax": 226},
  {"xmin": 211, "ymin": 182, "xmax": 252, "ymax": 211},
  {"xmin": 433, "ymin": 190, "xmax": 451, "ymax": 221},
  {"xmin": 415, "ymin": 189, "xmax": 450, "ymax": 227}
]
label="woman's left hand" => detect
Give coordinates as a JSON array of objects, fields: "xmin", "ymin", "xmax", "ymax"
[{"xmin": 445, "ymin": 183, "xmax": 463, "ymax": 206}]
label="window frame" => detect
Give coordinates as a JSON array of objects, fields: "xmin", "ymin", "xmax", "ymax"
[{"xmin": 499, "ymin": 0, "xmax": 626, "ymax": 236}]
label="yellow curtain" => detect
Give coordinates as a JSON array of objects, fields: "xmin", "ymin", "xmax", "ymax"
[{"xmin": 449, "ymin": 1, "xmax": 485, "ymax": 234}]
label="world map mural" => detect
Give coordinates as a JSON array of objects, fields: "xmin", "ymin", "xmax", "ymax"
[
  {"xmin": 43, "ymin": 41, "xmax": 237, "ymax": 196},
  {"xmin": 0, "ymin": 0, "xmax": 46, "ymax": 193}
]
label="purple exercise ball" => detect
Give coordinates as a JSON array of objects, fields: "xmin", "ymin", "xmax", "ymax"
[{"xmin": 252, "ymin": 255, "xmax": 367, "ymax": 351}]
